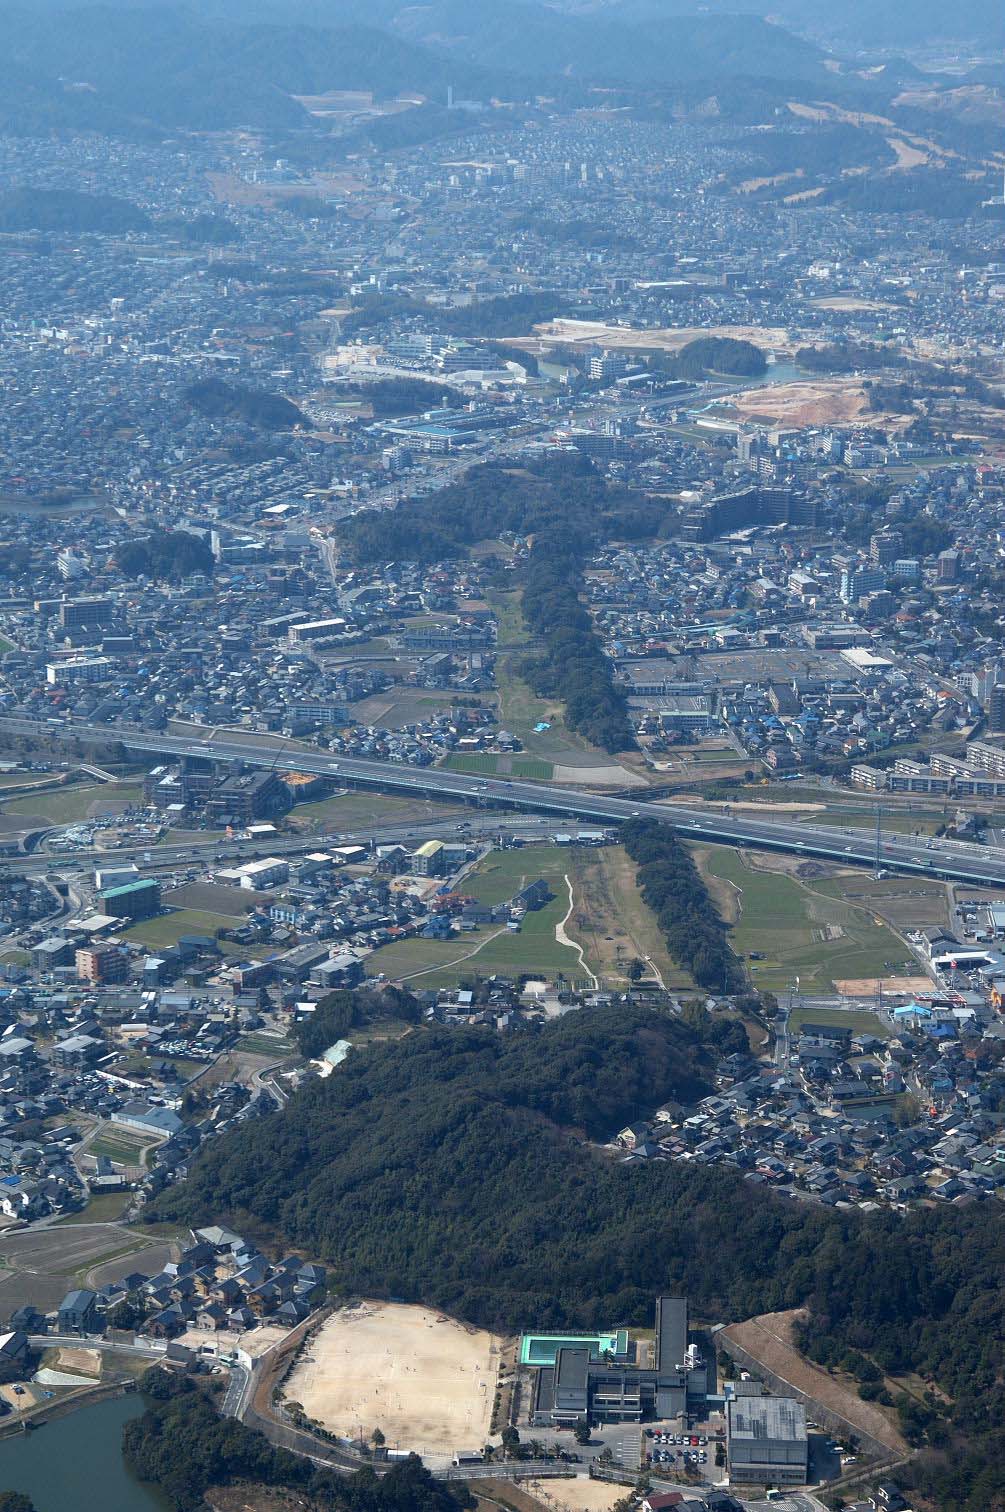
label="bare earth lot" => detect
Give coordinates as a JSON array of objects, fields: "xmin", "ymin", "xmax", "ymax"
[
  {"xmin": 285, "ymin": 1301, "xmax": 503, "ymax": 1461},
  {"xmin": 0, "ymin": 1223, "xmax": 173, "ymax": 1315},
  {"xmin": 526, "ymin": 1481, "xmax": 627, "ymax": 1512},
  {"xmin": 720, "ymin": 1309, "xmax": 906, "ymax": 1454},
  {"xmin": 833, "ymin": 975, "xmax": 934, "ymax": 998},
  {"xmin": 729, "ymin": 378, "xmax": 868, "ymax": 427}
]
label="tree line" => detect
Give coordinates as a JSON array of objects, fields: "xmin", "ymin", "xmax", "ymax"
[
  {"xmin": 519, "ymin": 528, "xmax": 635, "ymax": 753},
  {"xmin": 621, "ymin": 820, "xmax": 744, "ymax": 992},
  {"xmin": 125, "ymin": 1368, "xmax": 472, "ymax": 1512}
]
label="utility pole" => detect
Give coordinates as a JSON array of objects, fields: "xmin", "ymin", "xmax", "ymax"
[{"xmin": 874, "ymin": 802, "xmax": 883, "ymax": 877}]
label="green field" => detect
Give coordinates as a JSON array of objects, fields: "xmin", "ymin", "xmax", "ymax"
[
  {"xmin": 787, "ymin": 1004, "xmax": 891, "ymax": 1039},
  {"xmin": 485, "ymin": 587, "xmax": 533, "ymax": 648},
  {"xmin": 235, "ymin": 1033, "xmax": 295, "ymax": 1057},
  {"xmin": 464, "ymin": 845, "xmax": 572, "ymax": 904},
  {"xmin": 89, "ymin": 1128, "xmax": 154, "ymax": 1165},
  {"xmin": 121, "ymin": 908, "xmax": 236, "ymax": 949},
  {"xmin": 442, "ymin": 753, "xmax": 555, "ymax": 781},
  {"xmin": 699, "ymin": 846, "xmax": 914, "ymax": 994},
  {"xmin": 487, "ymin": 594, "xmax": 610, "ymax": 764},
  {"xmin": 2, "ymin": 780, "xmax": 144, "ymax": 825},
  {"xmin": 367, "ymin": 843, "xmax": 583, "ymax": 985},
  {"xmin": 58, "ymin": 1192, "xmax": 131, "ymax": 1224},
  {"xmin": 290, "ymin": 790, "xmax": 457, "ymax": 830}
]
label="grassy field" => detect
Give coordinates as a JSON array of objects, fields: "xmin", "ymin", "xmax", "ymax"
[
  {"xmin": 566, "ymin": 845, "xmax": 693, "ymax": 990},
  {"xmin": 811, "ymin": 875, "xmax": 950, "ymax": 933},
  {"xmin": 290, "ymin": 791, "xmax": 457, "ymax": 831},
  {"xmin": 1, "ymin": 780, "xmax": 144, "ymax": 825},
  {"xmin": 463, "ymin": 844, "xmax": 571, "ymax": 905},
  {"xmin": 787, "ymin": 1004, "xmax": 891, "ymax": 1038},
  {"xmin": 367, "ymin": 843, "xmax": 584, "ymax": 985},
  {"xmin": 485, "ymin": 587, "xmax": 533, "ymax": 647},
  {"xmin": 235, "ymin": 1033, "xmax": 295, "ymax": 1057},
  {"xmin": 367, "ymin": 841, "xmax": 694, "ymax": 990},
  {"xmin": 442, "ymin": 753, "xmax": 555, "ymax": 781},
  {"xmin": 366, "ymin": 912, "xmax": 580, "ymax": 987},
  {"xmin": 58, "ymin": 1192, "xmax": 131, "ymax": 1224},
  {"xmin": 89, "ymin": 1128, "xmax": 154, "ymax": 1164},
  {"xmin": 121, "ymin": 908, "xmax": 237, "ymax": 949},
  {"xmin": 487, "ymin": 594, "xmax": 611, "ymax": 766},
  {"xmin": 698, "ymin": 846, "xmax": 915, "ymax": 994}
]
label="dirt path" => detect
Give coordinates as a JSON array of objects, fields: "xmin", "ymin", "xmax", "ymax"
[
  {"xmin": 396, "ymin": 927, "xmax": 509, "ymax": 981},
  {"xmin": 555, "ymin": 874, "xmax": 598, "ymax": 989},
  {"xmin": 720, "ymin": 1309, "xmax": 907, "ymax": 1454}
]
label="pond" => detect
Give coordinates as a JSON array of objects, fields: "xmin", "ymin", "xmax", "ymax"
[{"xmin": 0, "ymin": 1393, "xmax": 168, "ymax": 1512}]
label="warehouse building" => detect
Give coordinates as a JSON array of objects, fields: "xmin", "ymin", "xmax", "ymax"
[{"xmin": 726, "ymin": 1396, "xmax": 808, "ymax": 1486}]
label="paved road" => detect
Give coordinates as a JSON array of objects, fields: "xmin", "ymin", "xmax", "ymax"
[{"xmin": 6, "ymin": 716, "xmax": 1005, "ymax": 886}]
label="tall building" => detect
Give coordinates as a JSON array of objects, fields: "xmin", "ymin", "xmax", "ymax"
[
  {"xmin": 870, "ymin": 529, "xmax": 903, "ymax": 567},
  {"xmin": 937, "ymin": 549, "xmax": 961, "ymax": 582},
  {"xmin": 989, "ymin": 685, "xmax": 1005, "ymax": 734},
  {"xmin": 58, "ymin": 597, "xmax": 113, "ymax": 630},
  {"xmin": 840, "ymin": 566, "xmax": 885, "ymax": 604},
  {"xmin": 76, "ymin": 946, "xmax": 128, "ymax": 984}
]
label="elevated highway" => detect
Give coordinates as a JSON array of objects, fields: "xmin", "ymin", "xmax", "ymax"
[{"xmin": 4, "ymin": 716, "xmax": 1005, "ymax": 887}]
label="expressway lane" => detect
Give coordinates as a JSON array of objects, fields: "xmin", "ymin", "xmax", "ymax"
[{"xmin": 5, "ymin": 716, "xmax": 1005, "ymax": 886}]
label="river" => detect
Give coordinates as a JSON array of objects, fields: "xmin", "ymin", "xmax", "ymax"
[{"xmin": 0, "ymin": 1394, "xmax": 169, "ymax": 1511}]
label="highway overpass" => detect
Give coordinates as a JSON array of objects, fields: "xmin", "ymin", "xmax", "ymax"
[{"xmin": 4, "ymin": 716, "xmax": 1005, "ymax": 887}]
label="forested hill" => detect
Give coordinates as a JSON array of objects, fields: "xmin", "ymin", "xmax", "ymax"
[
  {"xmin": 150, "ymin": 1005, "xmax": 724, "ymax": 1322},
  {"xmin": 337, "ymin": 454, "xmax": 668, "ymax": 565},
  {"xmin": 183, "ymin": 379, "xmax": 308, "ymax": 431},
  {"xmin": 151, "ymin": 1001, "xmax": 1005, "ymax": 1508}
]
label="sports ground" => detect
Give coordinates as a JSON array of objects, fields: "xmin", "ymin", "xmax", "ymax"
[{"xmin": 284, "ymin": 1301, "xmax": 503, "ymax": 1460}]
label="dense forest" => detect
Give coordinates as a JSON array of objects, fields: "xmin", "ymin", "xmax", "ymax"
[
  {"xmin": 333, "ymin": 379, "xmax": 466, "ymax": 418},
  {"xmin": 184, "ymin": 379, "xmax": 308, "ymax": 431},
  {"xmin": 161, "ymin": 212, "xmax": 240, "ymax": 246},
  {"xmin": 115, "ymin": 529, "xmax": 214, "ymax": 583},
  {"xmin": 622, "ymin": 820, "xmax": 744, "ymax": 992},
  {"xmin": 520, "ymin": 528, "xmax": 636, "ymax": 753},
  {"xmin": 674, "ymin": 337, "xmax": 768, "ymax": 379},
  {"xmin": 0, "ymin": 187, "xmax": 151, "ymax": 234},
  {"xmin": 336, "ymin": 454, "xmax": 666, "ymax": 566},
  {"xmin": 292, "ymin": 986, "xmax": 421, "ymax": 1060},
  {"xmin": 795, "ymin": 342, "xmax": 905, "ymax": 374},
  {"xmin": 820, "ymin": 168, "xmax": 989, "ymax": 219},
  {"xmin": 342, "ymin": 291, "xmax": 570, "ymax": 343},
  {"xmin": 148, "ymin": 997, "xmax": 1005, "ymax": 1511},
  {"xmin": 125, "ymin": 1368, "xmax": 472, "ymax": 1512}
]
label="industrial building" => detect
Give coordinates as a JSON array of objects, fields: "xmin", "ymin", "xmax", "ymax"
[
  {"xmin": 726, "ymin": 1396, "xmax": 808, "ymax": 1486},
  {"xmin": 529, "ymin": 1296, "xmax": 709, "ymax": 1426}
]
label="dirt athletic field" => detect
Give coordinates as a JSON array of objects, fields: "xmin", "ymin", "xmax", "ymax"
[
  {"xmin": 834, "ymin": 975, "xmax": 933, "ymax": 997},
  {"xmin": 284, "ymin": 1301, "xmax": 503, "ymax": 1459}
]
